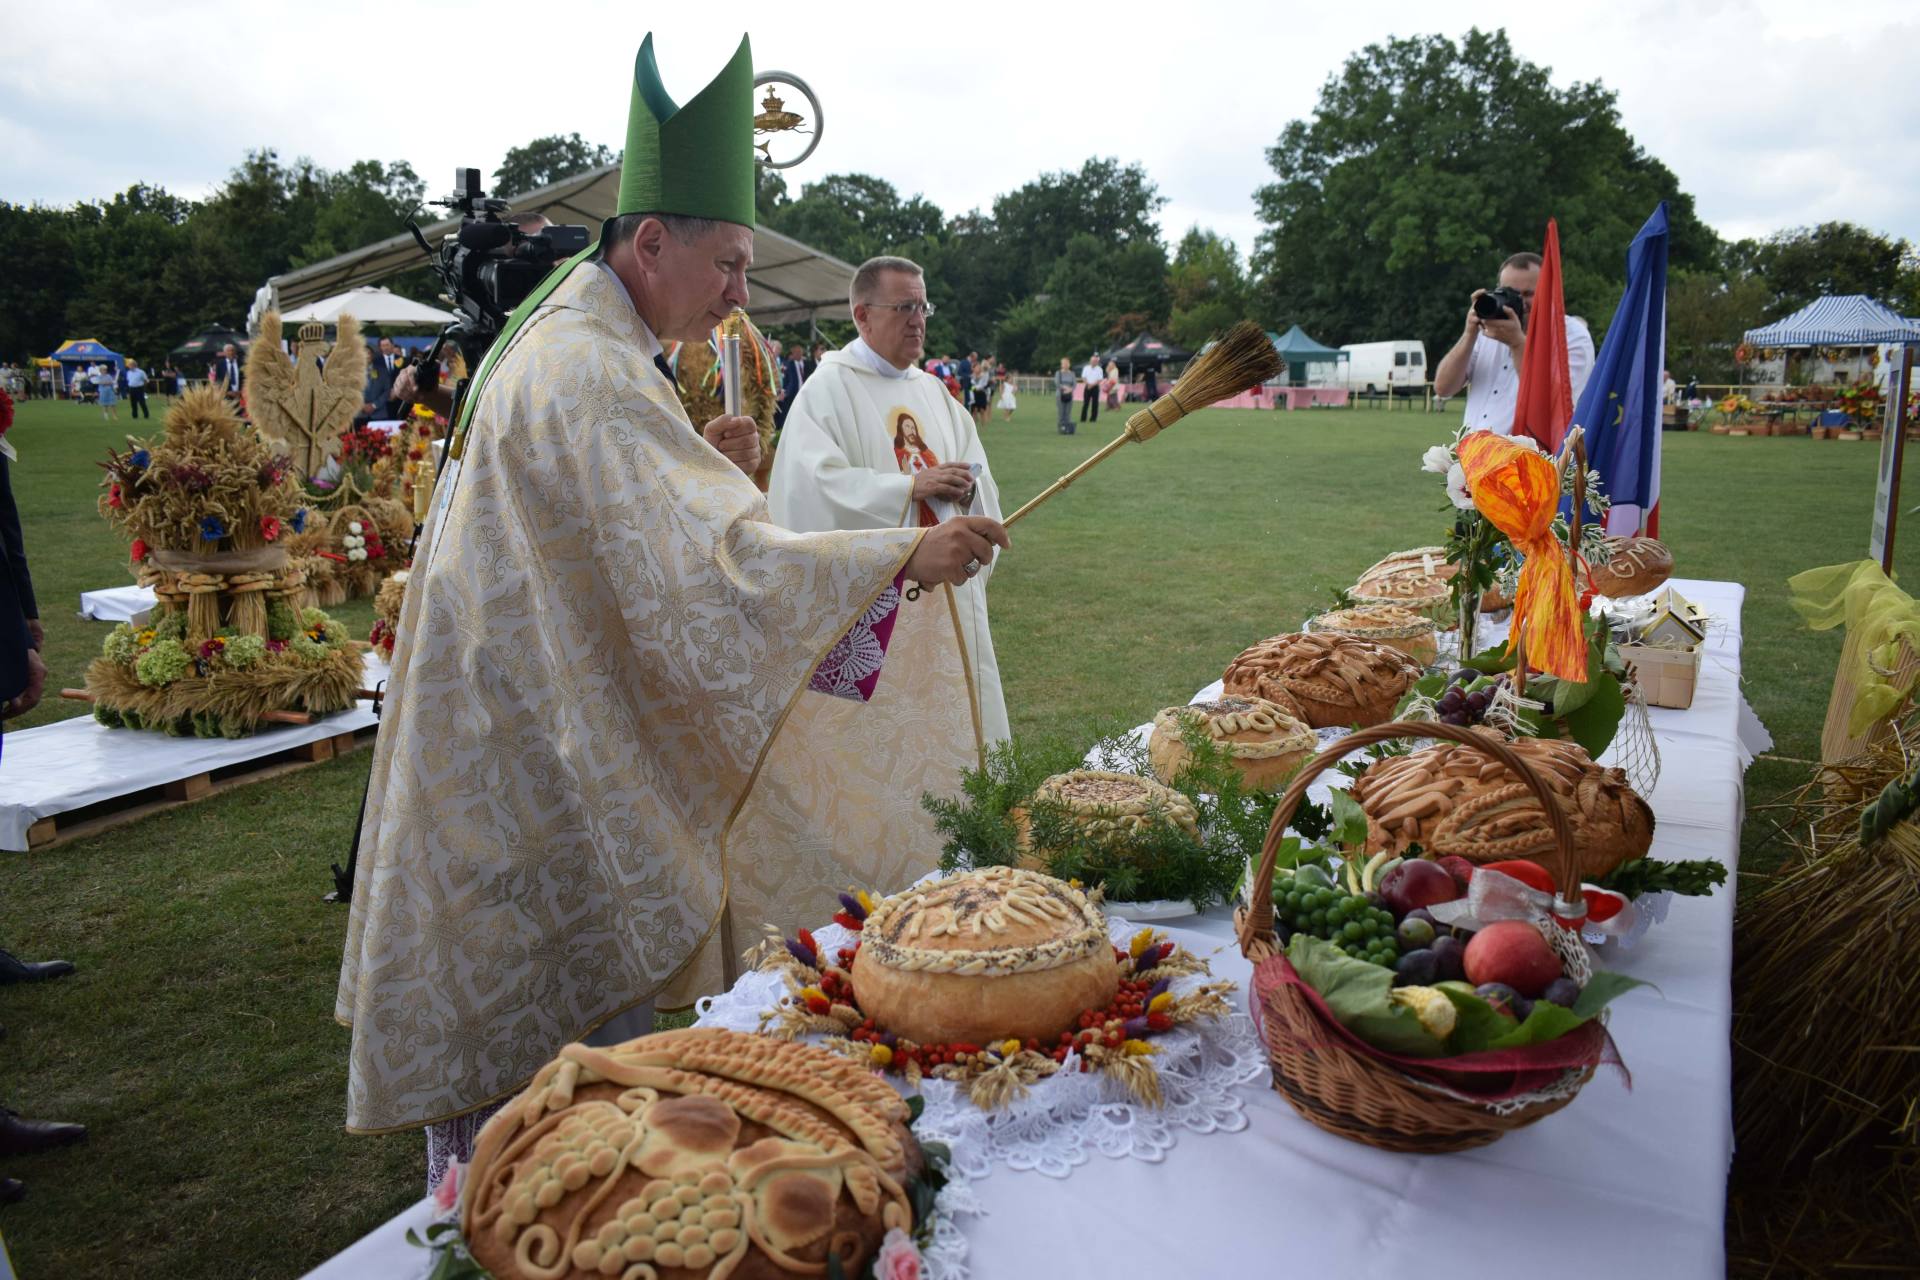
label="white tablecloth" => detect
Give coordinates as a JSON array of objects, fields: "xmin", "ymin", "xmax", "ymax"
[
  {"xmin": 0, "ymin": 655, "xmax": 389, "ymax": 852},
  {"xmin": 76, "ymin": 583, "xmax": 157, "ymax": 622},
  {"xmin": 303, "ymin": 580, "xmax": 1755, "ymax": 1280}
]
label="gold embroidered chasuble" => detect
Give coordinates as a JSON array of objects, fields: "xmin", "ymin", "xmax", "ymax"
[{"xmin": 335, "ymin": 264, "xmax": 973, "ymax": 1132}]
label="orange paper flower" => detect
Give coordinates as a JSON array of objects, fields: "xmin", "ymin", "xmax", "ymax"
[{"xmin": 1456, "ymin": 432, "xmax": 1586, "ymax": 683}]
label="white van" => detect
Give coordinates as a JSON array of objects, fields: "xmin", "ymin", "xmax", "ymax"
[{"xmin": 1341, "ymin": 340, "xmax": 1428, "ymax": 396}]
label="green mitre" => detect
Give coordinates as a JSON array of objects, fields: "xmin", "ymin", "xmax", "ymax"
[{"xmin": 618, "ymin": 32, "xmax": 756, "ymax": 227}]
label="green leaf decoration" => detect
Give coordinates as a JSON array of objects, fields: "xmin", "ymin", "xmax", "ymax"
[
  {"xmin": 1287, "ymin": 935, "xmax": 1446, "ymax": 1057},
  {"xmin": 1328, "ymin": 789, "xmax": 1371, "ymax": 850},
  {"xmin": 1560, "ymin": 671, "xmax": 1626, "ymax": 757},
  {"xmin": 906, "ymin": 1094, "xmax": 925, "ymax": 1123},
  {"xmin": 1571, "ymin": 969, "xmax": 1651, "ymax": 1019}
]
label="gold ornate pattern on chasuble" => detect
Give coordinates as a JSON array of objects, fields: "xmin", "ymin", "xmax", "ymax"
[{"xmin": 337, "ymin": 263, "xmax": 920, "ymax": 1132}]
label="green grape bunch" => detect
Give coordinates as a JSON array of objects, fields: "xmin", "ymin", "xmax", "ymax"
[{"xmin": 1271, "ymin": 877, "xmax": 1400, "ymax": 967}]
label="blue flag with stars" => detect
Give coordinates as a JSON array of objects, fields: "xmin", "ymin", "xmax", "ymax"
[{"xmin": 1573, "ymin": 202, "xmax": 1669, "ymax": 535}]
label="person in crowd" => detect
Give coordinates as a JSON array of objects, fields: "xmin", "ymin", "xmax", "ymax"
[
  {"xmin": 1105, "ymin": 357, "xmax": 1121, "ymax": 410},
  {"xmin": 1662, "ymin": 368, "xmax": 1677, "ymax": 405},
  {"xmin": 776, "ymin": 341, "xmax": 804, "ymax": 430},
  {"xmin": 1056, "ymin": 356, "xmax": 1077, "ymax": 433},
  {"xmin": 806, "ymin": 341, "xmax": 825, "ymax": 380},
  {"xmin": 769, "ymin": 254, "xmax": 1010, "ymax": 745},
  {"xmin": 970, "ymin": 352, "xmax": 992, "ymax": 427},
  {"xmin": 0, "ymin": 943, "xmax": 85, "ymax": 1205},
  {"xmin": 997, "ymin": 365, "xmax": 1018, "ymax": 421},
  {"xmin": 1144, "ymin": 363, "xmax": 1159, "ymax": 401},
  {"xmin": 124, "ymin": 358, "xmax": 150, "ymax": 419},
  {"xmin": 1079, "ymin": 352, "xmax": 1104, "ymax": 423},
  {"xmin": 363, "ymin": 336, "xmax": 404, "ymax": 421},
  {"xmin": 1431, "ymin": 251, "xmax": 1594, "ymax": 436},
  {"xmin": 954, "ymin": 351, "xmax": 973, "ymax": 414},
  {"xmin": 336, "ymin": 37, "xmax": 1005, "ymax": 1192},
  {"xmin": 2, "ymin": 435, "xmax": 45, "ymax": 744},
  {"xmin": 36, "ymin": 364, "xmax": 53, "ymax": 401},
  {"xmin": 92, "ymin": 362, "xmax": 118, "ymax": 421},
  {"xmin": 209, "ymin": 343, "xmax": 245, "ymax": 402},
  {"xmin": 1684, "ymin": 374, "xmax": 1700, "ymax": 404}
]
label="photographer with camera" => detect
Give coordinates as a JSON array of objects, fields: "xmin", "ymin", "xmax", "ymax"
[
  {"xmin": 340, "ymin": 32, "xmax": 1007, "ymax": 1189},
  {"xmin": 1432, "ymin": 251, "xmax": 1593, "ymax": 436}
]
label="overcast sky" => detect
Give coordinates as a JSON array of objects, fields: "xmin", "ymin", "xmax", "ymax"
[{"xmin": 4, "ymin": 0, "xmax": 1916, "ymax": 264}]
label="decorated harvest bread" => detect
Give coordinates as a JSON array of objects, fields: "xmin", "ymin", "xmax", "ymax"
[
  {"xmin": 461, "ymin": 1028, "xmax": 920, "ymax": 1280},
  {"xmin": 1014, "ymin": 769, "xmax": 1202, "ymax": 848},
  {"xmin": 1308, "ymin": 604, "xmax": 1439, "ymax": 666},
  {"xmin": 1221, "ymin": 632, "xmax": 1423, "ymax": 729},
  {"xmin": 850, "ymin": 867, "xmax": 1120, "ymax": 1047},
  {"xmin": 1147, "ymin": 696, "xmax": 1316, "ymax": 790},
  {"xmin": 1583, "ymin": 536, "xmax": 1673, "ymax": 599},
  {"xmin": 1349, "ymin": 733, "xmax": 1654, "ymax": 881},
  {"xmin": 1351, "ymin": 546, "xmax": 1458, "ymax": 623}
]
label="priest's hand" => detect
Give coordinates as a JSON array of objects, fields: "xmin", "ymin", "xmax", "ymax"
[
  {"xmin": 3, "ymin": 649, "xmax": 46, "ymax": 719},
  {"xmin": 904, "ymin": 516, "xmax": 1009, "ymax": 587},
  {"xmin": 703, "ymin": 414, "xmax": 761, "ymax": 476},
  {"xmin": 911, "ymin": 463, "xmax": 975, "ymax": 503}
]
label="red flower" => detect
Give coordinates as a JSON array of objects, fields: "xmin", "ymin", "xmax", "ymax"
[
  {"xmin": 266, "ymin": 639, "xmax": 288, "ymax": 654},
  {"xmin": 260, "ymin": 515, "xmax": 282, "ymax": 542},
  {"xmin": 108, "ymin": 484, "xmax": 124, "ymax": 509},
  {"xmin": 199, "ymin": 637, "xmax": 226, "ymax": 660},
  {"xmin": 130, "ymin": 539, "xmax": 149, "ymax": 562}
]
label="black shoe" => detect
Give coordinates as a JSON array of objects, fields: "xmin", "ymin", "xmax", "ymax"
[
  {"xmin": 0, "ymin": 1177, "xmax": 22, "ymax": 1206},
  {"xmin": 0, "ymin": 950, "xmax": 76, "ymax": 984},
  {"xmin": 0, "ymin": 1109, "xmax": 87, "ymax": 1157}
]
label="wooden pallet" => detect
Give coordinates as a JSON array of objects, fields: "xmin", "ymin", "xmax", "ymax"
[{"xmin": 20, "ymin": 725, "xmax": 377, "ymax": 852}]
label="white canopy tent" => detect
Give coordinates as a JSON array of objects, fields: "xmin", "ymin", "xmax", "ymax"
[
  {"xmin": 280, "ymin": 285, "xmax": 457, "ymax": 325},
  {"xmin": 261, "ymin": 164, "xmax": 857, "ymax": 331}
]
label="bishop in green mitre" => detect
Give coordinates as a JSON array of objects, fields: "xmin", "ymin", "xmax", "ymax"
[{"xmin": 335, "ymin": 33, "xmax": 1007, "ymax": 1181}]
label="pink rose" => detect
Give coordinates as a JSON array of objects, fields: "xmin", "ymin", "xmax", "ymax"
[{"xmin": 872, "ymin": 1228, "xmax": 922, "ymax": 1280}]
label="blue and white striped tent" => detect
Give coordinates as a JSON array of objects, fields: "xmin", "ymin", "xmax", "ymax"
[{"xmin": 1744, "ymin": 294, "xmax": 1920, "ymax": 347}]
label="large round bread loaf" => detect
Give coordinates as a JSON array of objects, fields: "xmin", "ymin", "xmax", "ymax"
[
  {"xmin": 1222, "ymin": 632, "xmax": 1423, "ymax": 728},
  {"xmin": 1349, "ymin": 733, "xmax": 1653, "ymax": 881},
  {"xmin": 1351, "ymin": 546, "xmax": 1457, "ymax": 624},
  {"xmin": 1583, "ymin": 537, "xmax": 1673, "ymax": 598},
  {"xmin": 1147, "ymin": 696, "xmax": 1316, "ymax": 790},
  {"xmin": 1308, "ymin": 604, "xmax": 1439, "ymax": 666},
  {"xmin": 462, "ymin": 1029, "xmax": 919, "ymax": 1280},
  {"xmin": 850, "ymin": 867, "xmax": 1119, "ymax": 1048}
]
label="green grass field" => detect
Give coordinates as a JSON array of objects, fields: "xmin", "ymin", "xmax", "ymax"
[{"xmin": 0, "ymin": 391, "xmax": 1905, "ymax": 1275}]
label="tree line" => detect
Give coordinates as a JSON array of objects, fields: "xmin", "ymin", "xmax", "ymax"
[{"xmin": 3, "ymin": 27, "xmax": 1914, "ymax": 381}]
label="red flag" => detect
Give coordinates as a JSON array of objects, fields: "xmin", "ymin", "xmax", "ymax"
[{"xmin": 1511, "ymin": 219, "xmax": 1573, "ymax": 452}]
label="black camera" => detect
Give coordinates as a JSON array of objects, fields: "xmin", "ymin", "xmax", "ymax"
[
  {"xmin": 1473, "ymin": 286, "xmax": 1528, "ymax": 329},
  {"xmin": 410, "ymin": 168, "xmax": 591, "ymax": 369}
]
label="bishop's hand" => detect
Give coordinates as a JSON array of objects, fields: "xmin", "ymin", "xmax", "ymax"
[
  {"xmin": 702, "ymin": 414, "xmax": 760, "ymax": 476},
  {"xmin": 904, "ymin": 516, "xmax": 1009, "ymax": 587},
  {"xmin": 911, "ymin": 462, "xmax": 975, "ymax": 503}
]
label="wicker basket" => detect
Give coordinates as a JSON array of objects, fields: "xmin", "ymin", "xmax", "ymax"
[{"xmin": 1234, "ymin": 721, "xmax": 1599, "ymax": 1153}]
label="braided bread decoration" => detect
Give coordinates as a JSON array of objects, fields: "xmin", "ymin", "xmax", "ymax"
[
  {"xmin": 1351, "ymin": 546, "xmax": 1458, "ymax": 623},
  {"xmin": 1148, "ymin": 696, "xmax": 1317, "ymax": 790},
  {"xmin": 1222, "ymin": 632, "xmax": 1423, "ymax": 728},
  {"xmin": 1583, "ymin": 536, "xmax": 1673, "ymax": 599},
  {"xmin": 1349, "ymin": 733, "xmax": 1653, "ymax": 880},
  {"xmin": 462, "ymin": 1028, "xmax": 919, "ymax": 1280},
  {"xmin": 1307, "ymin": 604, "xmax": 1439, "ymax": 666}
]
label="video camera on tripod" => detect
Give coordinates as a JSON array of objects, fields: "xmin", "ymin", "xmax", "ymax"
[{"xmin": 408, "ymin": 168, "xmax": 591, "ymax": 376}]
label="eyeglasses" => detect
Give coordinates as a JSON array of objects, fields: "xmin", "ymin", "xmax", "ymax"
[{"xmin": 865, "ymin": 301, "xmax": 937, "ymax": 317}]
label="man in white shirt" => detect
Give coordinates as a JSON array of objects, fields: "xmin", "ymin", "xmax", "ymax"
[
  {"xmin": 1079, "ymin": 353, "xmax": 1104, "ymax": 424},
  {"xmin": 1432, "ymin": 251, "xmax": 1593, "ymax": 436}
]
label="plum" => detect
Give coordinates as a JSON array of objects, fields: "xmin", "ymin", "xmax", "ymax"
[
  {"xmin": 1380, "ymin": 860, "xmax": 1460, "ymax": 918},
  {"xmin": 1539, "ymin": 977, "xmax": 1581, "ymax": 1008},
  {"xmin": 1396, "ymin": 917, "xmax": 1437, "ymax": 949},
  {"xmin": 1436, "ymin": 855, "xmax": 1477, "ymax": 893},
  {"xmin": 1429, "ymin": 934, "xmax": 1466, "ymax": 981},
  {"xmin": 1475, "ymin": 982, "xmax": 1523, "ymax": 1019},
  {"xmin": 1393, "ymin": 948, "xmax": 1442, "ymax": 988}
]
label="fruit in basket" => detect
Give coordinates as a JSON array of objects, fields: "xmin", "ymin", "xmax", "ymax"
[
  {"xmin": 1395, "ymin": 916, "xmax": 1437, "ymax": 949},
  {"xmin": 1429, "ymin": 934, "xmax": 1467, "ymax": 981},
  {"xmin": 1463, "ymin": 921, "xmax": 1563, "ymax": 998},
  {"xmin": 1437, "ymin": 855, "xmax": 1477, "ymax": 892},
  {"xmin": 1472, "ymin": 981, "xmax": 1527, "ymax": 1021},
  {"xmin": 1538, "ymin": 978, "xmax": 1580, "ymax": 1009},
  {"xmin": 1273, "ymin": 875, "xmax": 1400, "ymax": 965},
  {"xmin": 1380, "ymin": 859, "xmax": 1460, "ymax": 918},
  {"xmin": 1393, "ymin": 948, "xmax": 1442, "ymax": 987}
]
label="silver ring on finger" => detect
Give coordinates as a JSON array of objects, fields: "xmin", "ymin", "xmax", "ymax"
[{"xmin": 963, "ymin": 558, "xmax": 981, "ymax": 577}]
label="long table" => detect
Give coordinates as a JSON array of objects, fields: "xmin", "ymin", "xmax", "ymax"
[{"xmin": 304, "ymin": 579, "xmax": 1759, "ymax": 1279}]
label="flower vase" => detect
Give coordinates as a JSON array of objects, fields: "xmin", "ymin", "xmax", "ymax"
[{"xmin": 1457, "ymin": 595, "xmax": 1478, "ymax": 664}]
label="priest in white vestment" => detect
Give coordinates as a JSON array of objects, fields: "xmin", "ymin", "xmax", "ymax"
[{"xmin": 769, "ymin": 255, "xmax": 1011, "ymax": 744}]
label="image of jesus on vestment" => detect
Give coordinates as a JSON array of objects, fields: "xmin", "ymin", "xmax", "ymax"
[{"xmin": 891, "ymin": 407, "xmax": 943, "ymax": 527}]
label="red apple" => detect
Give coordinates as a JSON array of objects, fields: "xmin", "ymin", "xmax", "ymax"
[
  {"xmin": 1463, "ymin": 921, "xmax": 1563, "ymax": 998},
  {"xmin": 1380, "ymin": 859, "xmax": 1461, "ymax": 919}
]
